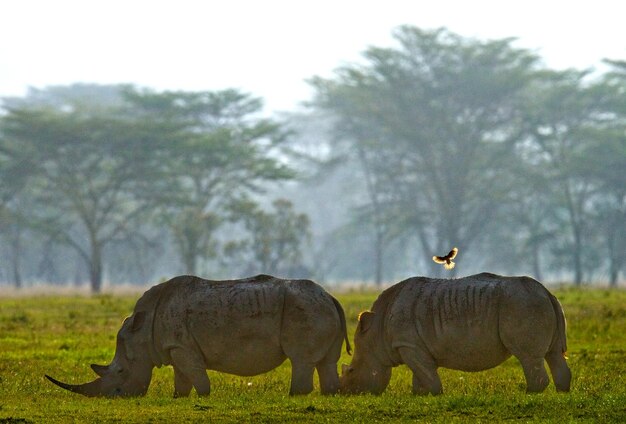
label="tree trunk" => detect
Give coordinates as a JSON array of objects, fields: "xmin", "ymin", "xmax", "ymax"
[
  {"xmin": 89, "ymin": 241, "xmax": 103, "ymax": 293},
  {"xmin": 562, "ymin": 182, "xmax": 585, "ymax": 286},
  {"xmin": 607, "ymin": 221, "xmax": 621, "ymax": 288},
  {"xmin": 355, "ymin": 142, "xmax": 388, "ymax": 288},
  {"xmin": 374, "ymin": 228, "xmax": 383, "ymax": 287},
  {"xmin": 183, "ymin": 248, "xmax": 198, "ymax": 275},
  {"xmin": 609, "ymin": 267, "xmax": 618, "ymax": 288},
  {"xmin": 531, "ymin": 243, "xmax": 543, "ymax": 282},
  {"xmin": 573, "ymin": 226, "xmax": 583, "ymax": 286},
  {"xmin": 177, "ymin": 229, "xmax": 199, "ymax": 276},
  {"xmin": 10, "ymin": 226, "xmax": 23, "ymax": 289}
]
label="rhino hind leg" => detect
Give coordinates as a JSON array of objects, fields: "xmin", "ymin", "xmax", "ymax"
[
  {"xmin": 170, "ymin": 348, "xmax": 211, "ymax": 396},
  {"xmin": 289, "ymin": 360, "xmax": 314, "ymax": 395},
  {"xmin": 315, "ymin": 328, "xmax": 344, "ymax": 395},
  {"xmin": 518, "ymin": 356, "xmax": 550, "ymax": 393},
  {"xmin": 545, "ymin": 351, "xmax": 571, "ymax": 392},
  {"xmin": 316, "ymin": 362, "xmax": 340, "ymax": 395},
  {"xmin": 398, "ymin": 347, "xmax": 443, "ymax": 395}
]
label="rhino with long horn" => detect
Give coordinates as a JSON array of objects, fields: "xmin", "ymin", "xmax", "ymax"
[
  {"xmin": 46, "ymin": 274, "xmax": 351, "ymax": 397},
  {"xmin": 339, "ymin": 273, "xmax": 571, "ymax": 395}
]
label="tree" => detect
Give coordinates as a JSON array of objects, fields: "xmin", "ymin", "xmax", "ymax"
[
  {"xmin": 0, "ymin": 204, "xmax": 23, "ymax": 288},
  {"xmin": 310, "ymin": 26, "xmax": 540, "ymax": 276},
  {"xmin": 224, "ymin": 198, "xmax": 311, "ymax": 277},
  {"xmin": 520, "ymin": 70, "xmax": 612, "ymax": 285},
  {"xmin": 1, "ymin": 85, "xmax": 169, "ymax": 292},
  {"xmin": 504, "ymin": 165, "xmax": 559, "ymax": 281},
  {"xmin": 0, "ymin": 111, "xmax": 35, "ymax": 287},
  {"xmin": 125, "ymin": 88, "xmax": 295, "ymax": 275},
  {"xmin": 571, "ymin": 61, "xmax": 626, "ymax": 286}
]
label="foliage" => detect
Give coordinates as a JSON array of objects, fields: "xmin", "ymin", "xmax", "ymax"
[
  {"xmin": 306, "ymin": 26, "xmax": 626, "ymax": 284},
  {"xmin": 1, "ymin": 26, "xmax": 626, "ymax": 287},
  {"xmin": 0, "ymin": 287, "xmax": 625, "ymax": 422},
  {"xmin": 124, "ymin": 88, "xmax": 296, "ymax": 275},
  {"xmin": 224, "ymin": 198, "xmax": 311, "ymax": 277},
  {"xmin": 0, "ymin": 85, "xmax": 296, "ymax": 289},
  {"xmin": 309, "ymin": 27, "xmax": 542, "ymax": 279},
  {"xmin": 573, "ymin": 62, "xmax": 626, "ymax": 286},
  {"xmin": 1, "ymin": 86, "xmax": 168, "ymax": 292}
]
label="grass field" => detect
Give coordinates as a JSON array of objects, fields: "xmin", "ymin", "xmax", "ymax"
[{"xmin": 1, "ymin": 286, "xmax": 625, "ymax": 423}]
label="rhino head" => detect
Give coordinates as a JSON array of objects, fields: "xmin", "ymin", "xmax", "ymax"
[
  {"xmin": 46, "ymin": 311, "xmax": 154, "ymax": 397},
  {"xmin": 339, "ymin": 311, "xmax": 391, "ymax": 395}
]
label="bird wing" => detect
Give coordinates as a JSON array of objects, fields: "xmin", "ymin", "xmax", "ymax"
[
  {"xmin": 447, "ymin": 247, "xmax": 458, "ymax": 260},
  {"xmin": 432, "ymin": 255, "xmax": 446, "ymax": 264}
]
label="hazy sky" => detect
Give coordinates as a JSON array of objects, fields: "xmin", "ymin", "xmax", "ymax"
[{"xmin": 1, "ymin": 0, "xmax": 624, "ymax": 114}]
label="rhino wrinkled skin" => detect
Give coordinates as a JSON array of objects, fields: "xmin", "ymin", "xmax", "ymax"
[
  {"xmin": 46, "ymin": 274, "xmax": 351, "ymax": 397},
  {"xmin": 340, "ymin": 272, "xmax": 571, "ymax": 395}
]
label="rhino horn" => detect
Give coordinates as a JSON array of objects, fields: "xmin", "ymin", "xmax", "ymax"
[
  {"xmin": 90, "ymin": 363, "xmax": 110, "ymax": 377},
  {"xmin": 45, "ymin": 374, "xmax": 104, "ymax": 397}
]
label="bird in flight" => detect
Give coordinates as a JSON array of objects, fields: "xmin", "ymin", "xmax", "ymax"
[{"xmin": 433, "ymin": 247, "xmax": 458, "ymax": 270}]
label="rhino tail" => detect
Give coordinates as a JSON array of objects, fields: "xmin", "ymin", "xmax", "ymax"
[
  {"xmin": 547, "ymin": 292, "xmax": 568, "ymax": 358},
  {"xmin": 331, "ymin": 296, "xmax": 352, "ymax": 355}
]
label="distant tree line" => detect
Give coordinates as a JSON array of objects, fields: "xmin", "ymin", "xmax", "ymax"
[
  {"xmin": 0, "ymin": 85, "xmax": 309, "ymax": 292},
  {"xmin": 305, "ymin": 27, "xmax": 626, "ymax": 287},
  {"xmin": 1, "ymin": 26, "xmax": 624, "ymax": 290}
]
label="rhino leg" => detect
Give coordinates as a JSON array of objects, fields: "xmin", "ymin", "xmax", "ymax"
[
  {"xmin": 545, "ymin": 351, "xmax": 571, "ymax": 392},
  {"xmin": 398, "ymin": 347, "xmax": 443, "ymax": 395},
  {"xmin": 170, "ymin": 348, "xmax": 211, "ymax": 396},
  {"xmin": 316, "ymin": 362, "xmax": 339, "ymax": 395},
  {"xmin": 173, "ymin": 366, "xmax": 193, "ymax": 398},
  {"xmin": 316, "ymin": 328, "xmax": 343, "ymax": 395},
  {"xmin": 517, "ymin": 356, "xmax": 550, "ymax": 393},
  {"xmin": 289, "ymin": 360, "xmax": 314, "ymax": 395}
]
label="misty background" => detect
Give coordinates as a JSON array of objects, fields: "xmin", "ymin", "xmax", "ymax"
[{"xmin": 1, "ymin": 3, "xmax": 625, "ymax": 291}]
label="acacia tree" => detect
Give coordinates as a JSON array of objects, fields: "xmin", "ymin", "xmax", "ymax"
[
  {"xmin": 503, "ymin": 165, "xmax": 560, "ymax": 281},
  {"xmin": 125, "ymin": 89, "xmax": 295, "ymax": 275},
  {"xmin": 519, "ymin": 70, "xmax": 609, "ymax": 285},
  {"xmin": 572, "ymin": 61, "xmax": 626, "ymax": 286},
  {"xmin": 224, "ymin": 198, "xmax": 310, "ymax": 276},
  {"xmin": 310, "ymin": 26, "xmax": 540, "ymax": 276},
  {"xmin": 0, "ymin": 205, "xmax": 23, "ymax": 287},
  {"xmin": 0, "ymin": 121, "xmax": 33, "ymax": 287},
  {"xmin": 1, "ymin": 85, "xmax": 171, "ymax": 292}
]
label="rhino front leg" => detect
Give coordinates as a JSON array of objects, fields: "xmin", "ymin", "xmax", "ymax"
[
  {"xmin": 289, "ymin": 360, "xmax": 314, "ymax": 395},
  {"xmin": 398, "ymin": 347, "xmax": 443, "ymax": 395},
  {"xmin": 170, "ymin": 348, "xmax": 211, "ymax": 396},
  {"xmin": 173, "ymin": 366, "xmax": 193, "ymax": 398}
]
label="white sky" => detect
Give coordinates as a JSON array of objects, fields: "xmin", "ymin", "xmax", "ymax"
[{"xmin": 1, "ymin": 0, "xmax": 624, "ymax": 115}]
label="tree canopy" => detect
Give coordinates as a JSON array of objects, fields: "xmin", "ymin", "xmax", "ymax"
[
  {"xmin": 307, "ymin": 26, "xmax": 626, "ymax": 285},
  {"xmin": 0, "ymin": 85, "xmax": 298, "ymax": 291},
  {"xmin": 1, "ymin": 26, "xmax": 625, "ymax": 289}
]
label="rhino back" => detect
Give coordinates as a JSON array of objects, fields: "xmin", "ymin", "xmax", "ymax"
[
  {"xmin": 154, "ymin": 276, "xmax": 287, "ymax": 375},
  {"xmin": 385, "ymin": 273, "xmax": 544, "ymax": 371}
]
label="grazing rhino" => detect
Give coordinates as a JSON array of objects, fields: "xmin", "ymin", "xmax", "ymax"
[
  {"xmin": 46, "ymin": 274, "xmax": 351, "ymax": 397},
  {"xmin": 340, "ymin": 273, "xmax": 571, "ymax": 395}
]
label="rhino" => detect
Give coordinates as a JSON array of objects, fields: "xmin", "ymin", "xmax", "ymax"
[
  {"xmin": 340, "ymin": 273, "xmax": 571, "ymax": 395},
  {"xmin": 46, "ymin": 274, "xmax": 351, "ymax": 397}
]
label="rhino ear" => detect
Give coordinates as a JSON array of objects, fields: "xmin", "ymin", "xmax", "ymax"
[
  {"xmin": 357, "ymin": 311, "xmax": 375, "ymax": 333},
  {"xmin": 129, "ymin": 311, "xmax": 147, "ymax": 332},
  {"xmin": 341, "ymin": 363, "xmax": 350, "ymax": 375}
]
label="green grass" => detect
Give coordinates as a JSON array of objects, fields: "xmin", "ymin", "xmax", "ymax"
[{"xmin": 1, "ymin": 287, "xmax": 625, "ymax": 423}]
